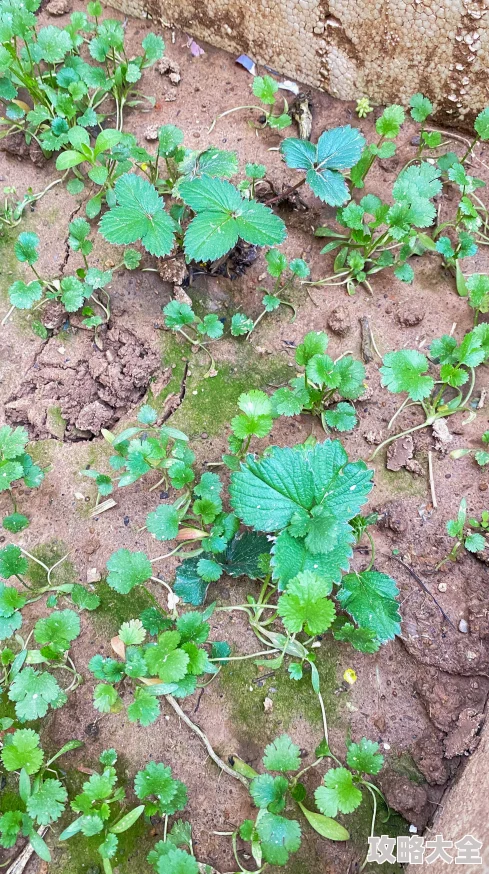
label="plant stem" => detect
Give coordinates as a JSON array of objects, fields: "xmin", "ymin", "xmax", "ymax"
[
  {"xmin": 263, "ymin": 178, "xmax": 307, "ymax": 206},
  {"xmin": 164, "ymin": 694, "xmax": 249, "ymax": 787}
]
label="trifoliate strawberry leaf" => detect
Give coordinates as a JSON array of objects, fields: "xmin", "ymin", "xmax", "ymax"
[
  {"xmin": 1, "ymin": 729, "xmax": 43, "ymax": 774},
  {"xmin": 127, "ymin": 689, "xmax": 160, "ymax": 725},
  {"xmin": 332, "ymin": 619, "xmax": 380, "ymax": 653},
  {"xmin": 230, "ymin": 439, "xmax": 373, "ymax": 533},
  {"xmin": 8, "ymin": 667, "xmax": 62, "ymax": 720},
  {"xmin": 147, "ymin": 504, "xmax": 180, "ymax": 541},
  {"xmin": 119, "ymin": 619, "xmax": 146, "ymax": 645},
  {"xmin": 27, "ymin": 779, "xmax": 67, "ymax": 825},
  {"xmin": 252, "ymin": 75, "xmax": 278, "ymax": 105},
  {"xmin": 346, "ymin": 738, "xmax": 384, "ymax": 775},
  {"xmin": 231, "ymin": 390, "xmax": 274, "ymax": 439},
  {"xmin": 314, "ymin": 767, "xmax": 362, "ymax": 816},
  {"xmin": 281, "ymin": 126, "xmax": 365, "ymax": 206},
  {"xmin": 263, "ymin": 735, "xmax": 301, "ymax": 772},
  {"xmin": 375, "ymin": 105, "xmax": 404, "ymax": 138},
  {"xmin": 337, "ymin": 570, "xmax": 401, "ymax": 642},
  {"xmin": 106, "ymin": 549, "xmax": 152, "ymax": 593},
  {"xmin": 99, "ymin": 173, "xmax": 175, "ymax": 256},
  {"xmin": 93, "ymin": 683, "xmax": 121, "ymax": 713},
  {"xmin": 180, "ymin": 176, "xmax": 286, "ymax": 262},
  {"xmin": 323, "ymin": 402, "xmax": 357, "ymax": 432},
  {"xmin": 410, "ymin": 93, "xmax": 433, "ymax": 123},
  {"xmin": 256, "ymin": 812, "xmax": 301, "ymax": 866},
  {"xmin": 277, "ymin": 571, "xmax": 336, "ymax": 634},
  {"xmin": 2, "ymin": 513, "xmax": 29, "ymax": 533},
  {"xmin": 231, "ymin": 313, "xmax": 254, "ymax": 336},
  {"xmin": 34, "ymin": 609, "xmax": 80, "ymax": 654},
  {"xmin": 8, "ymin": 280, "xmax": 43, "ymax": 310},
  {"xmin": 271, "ymin": 386, "xmax": 309, "ymax": 416},
  {"xmin": 380, "ymin": 349, "xmax": 434, "ymax": 401},
  {"xmin": 250, "ymin": 774, "xmax": 288, "ymax": 813}
]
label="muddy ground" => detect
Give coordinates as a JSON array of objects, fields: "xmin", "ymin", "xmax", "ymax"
[{"xmin": 1, "ymin": 4, "xmax": 489, "ymax": 873}]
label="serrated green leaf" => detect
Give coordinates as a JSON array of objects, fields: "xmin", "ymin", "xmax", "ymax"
[
  {"xmin": 336, "ymin": 570, "xmax": 401, "ymax": 642},
  {"xmin": 314, "ymin": 767, "xmax": 362, "ymax": 816},
  {"xmin": 263, "ymin": 735, "xmax": 301, "ymax": 772},
  {"xmin": 106, "ymin": 549, "xmax": 152, "ymax": 593},
  {"xmin": 380, "ymin": 349, "xmax": 434, "ymax": 401},
  {"xmin": 255, "ymin": 812, "xmax": 301, "ymax": 866},
  {"xmin": 277, "ymin": 571, "xmax": 336, "ymax": 634},
  {"xmin": 346, "ymin": 738, "xmax": 384, "ymax": 775},
  {"xmin": 99, "ymin": 174, "xmax": 175, "ymax": 256}
]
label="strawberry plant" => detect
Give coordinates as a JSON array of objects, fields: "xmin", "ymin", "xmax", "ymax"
[
  {"xmin": 0, "ymin": 425, "xmax": 43, "ymax": 521},
  {"xmin": 437, "ymin": 499, "xmax": 488, "ymax": 568},
  {"xmin": 227, "ymin": 732, "xmax": 386, "ymax": 868},
  {"xmin": 0, "ymin": 0, "xmax": 164, "ymax": 159},
  {"xmin": 371, "ymin": 325, "xmax": 489, "ymax": 457},
  {"xmin": 59, "ymin": 748, "xmax": 152, "ymax": 873},
  {"xmin": 280, "ymin": 125, "xmax": 366, "ymax": 206},
  {"xmin": 208, "ymin": 74, "xmax": 292, "ymax": 134},
  {"xmin": 6, "ymin": 226, "xmax": 140, "ymax": 328},
  {"xmin": 88, "ymin": 608, "xmax": 229, "ymax": 725},
  {"xmin": 0, "ymin": 733, "xmax": 82, "ymax": 862},
  {"xmin": 269, "ymin": 331, "xmax": 366, "ymax": 432},
  {"xmin": 82, "ymin": 405, "xmax": 193, "ymax": 502}
]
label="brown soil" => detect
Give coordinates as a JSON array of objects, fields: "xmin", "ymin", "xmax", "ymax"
[{"xmin": 1, "ymin": 5, "xmax": 489, "ymax": 874}]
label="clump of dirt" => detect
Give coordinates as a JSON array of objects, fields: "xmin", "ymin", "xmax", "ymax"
[{"xmin": 5, "ymin": 325, "xmax": 160, "ymax": 440}]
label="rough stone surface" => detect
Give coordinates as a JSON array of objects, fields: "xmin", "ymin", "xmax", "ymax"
[{"xmin": 109, "ymin": 0, "xmax": 489, "ymax": 125}]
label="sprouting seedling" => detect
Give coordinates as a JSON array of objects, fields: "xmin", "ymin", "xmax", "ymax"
[
  {"xmin": 243, "ymin": 249, "xmax": 307, "ymax": 338},
  {"xmin": 437, "ymin": 499, "xmax": 488, "ymax": 569},
  {"xmin": 269, "ymin": 331, "xmax": 366, "ymax": 433},
  {"xmin": 208, "ymin": 74, "xmax": 291, "ymax": 134},
  {"xmin": 162, "ymin": 300, "xmax": 223, "ymax": 376},
  {"xmin": 350, "ymin": 104, "xmax": 404, "ymax": 188},
  {"xmin": 0, "ymin": 425, "xmax": 43, "ymax": 518},
  {"xmin": 83, "ymin": 404, "xmax": 194, "ymax": 502},
  {"xmin": 59, "ymin": 749, "xmax": 149, "ymax": 873},
  {"xmin": 451, "ymin": 430, "xmax": 489, "ymax": 468},
  {"xmin": 356, "ymin": 97, "xmax": 373, "ymax": 119},
  {"xmin": 88, "ymin": 608, "xmax": 229, "ymax": 727},
  {"xmin": 460, "ymin": 106, "xmax": 489, "ymax": 163},
  {"xmin": 370, "ymin": 325, "xmax": 489, "ymax": 458},
  {"xmin": 3, "ymin": 227, "xmax": 140, "ymax": 329},
  {"xmin": 311, "ymin": 161, "xmax": 443, "ymax": 294},
  {"xmin": 463, "ymin": 273, "xmax": 489, "ymax": 325},
  {"xmin": 225, "ymin": 733, "xmax": 387, "ymax": 869},
  {"xmin": 239, "ymin": 162, "xmax": 267, "ymax": 199},
  {"xmin": 0, "ymin": 733, "xmax": 82, "ymax": 864},
  {"xmin": 147, "ymin": 818, "xmax": 206, "ymax": 874}
]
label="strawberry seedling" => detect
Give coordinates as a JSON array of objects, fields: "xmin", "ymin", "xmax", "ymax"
[
  {"xmin": 451, "ymin": 430, "xmax": 489, "ymax": 468},
  {"xmin": 437, "ymin": 499, "xmax": 488, "ymax": 568},
  {"xmin": 0, "ymin": 425, "xmax": 43, "ymax": 520},
  {"xmin": 371, "ymin": 325, "xmax": 489, "ymax": 457},
  {"xmin": 0, "ymin": 733, "xmax": 82, "ymax": 862},
  {"xmin": 208, "ymin": 74, "xmax": 292, "ymax": 134},
  {"xmin": 270, "ymin": 331, "xmax": 366, "ymax": 432}
]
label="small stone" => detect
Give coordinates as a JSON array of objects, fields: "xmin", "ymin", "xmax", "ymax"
[
  {"xmin": 458, "ymin": 619, "xmax": 469, "ymax": 633},
  {"xmin": 201, "ymin": 432, "xmax": 208, "ymax": 439},
  {"xmin": 144, "ymin": 125, "xmax": 159, "ymax": 141},
  {"xmin": 327, "ymin": 304, "xmax": 351, "ymax": 336},
  {"xmin": 397, "ymin": 303, "xmax": 425, "ymax": 327},
  {"xmin": 86, "ymin": 567, "xmax": 101, "ymax": 584},
  {"xmin": 466, "ymin": 651, "xmax": 477, "ymax": 660},
  {"xmin": 479, "ymin": 482, "xmax": 488, "ymax": 491},
  {"xmin": 263, "ymin": 697, "xmax": 273, "ymax": 712},
  {"xmin": 438, "ymin": 582, "xmax": 447, "ymax": 592},
  {"xmin": 74, "ymin": 492, "xmax": 85, "ymax": 501},
  {"xmin": 168, "ymin": 71, "xmax": 181, "ymax": 85},
  {"xmin": 46, "ymin": 0, "xmax": 72, "ymax": 14}
]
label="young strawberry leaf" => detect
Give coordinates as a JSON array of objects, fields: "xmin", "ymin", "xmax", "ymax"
[
  {"xmin": 263, "ymin": 735, "xmax": 301, "ymax": 772},
  {"xmin": 99, "ymin": 173, "xmax": 175, "ymax": 256},
  {"xmin": 380, "ymin": 349, "xmax": 434, "ymax": 401},
  {"xmin": 106, "ymin": 549, "xmax": 152, "ymax": 593},
  {"xmin": 281, "ymin": 126, "xmax": 366, "ymax": 206},
  {"xmin": 231, "ymin": 390, "xmax": 274, "ymax": 440},
  {"xmin": 314, "ymin": 767, "xmax": 362, "ymax": 816},
  {"xmin": 277, "ymin": 571, "xmax": 336, "ymax": 634},
  {"xmin": 336, "ymin": 570, "xmax": 401, "ymax": 642}
]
